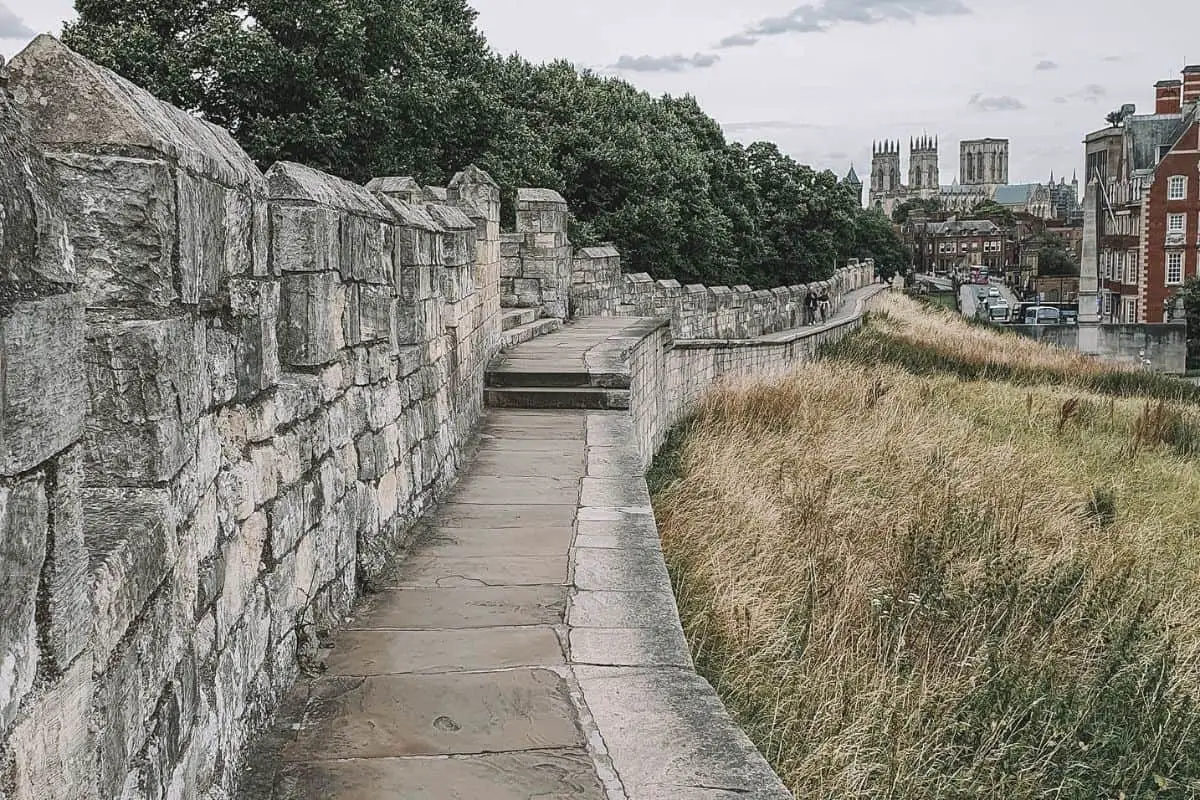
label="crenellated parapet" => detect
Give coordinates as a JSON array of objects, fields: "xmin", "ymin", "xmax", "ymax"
[{"xmin": 567, "ymin": 252, "xmax": 875, "ymax": 339}]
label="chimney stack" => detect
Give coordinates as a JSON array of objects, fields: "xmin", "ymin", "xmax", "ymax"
[
  {"xmin": 1155, "ymin": 79, "xmax": 1182, "ymax": 115},
  {"xmin": 1182, "ymin": 65, "xmax": 1200, "ymax": 110}
]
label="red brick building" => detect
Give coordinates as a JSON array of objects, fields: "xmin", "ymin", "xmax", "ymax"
[
  {"xmin": 1083, "ymin": 65, "xmax": 1200, "ymax": 322},
  {"xmin": 1143, "ymin": 73, "xmax": 1200, "ymax": 321},
  {"xmin": 905, "ymin": 218, "xmax": 1008, "ymax": 273}
]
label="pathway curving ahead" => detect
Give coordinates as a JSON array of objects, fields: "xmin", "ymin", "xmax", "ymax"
[{"xmin": 241, "ymin": 316, "xmax": 792, "ymax": 799}]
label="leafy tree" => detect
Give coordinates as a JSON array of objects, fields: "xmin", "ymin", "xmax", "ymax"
[
  {"xmin": 1032, "ymin": 233, "xmax": 1079, "ymax": 276},
  {"xmin": 64, "ymin": 0, "xmax": 498, "ymax": 182},
  {"xmin": 853, "ymin": 209, "xmax": 911, "ymax": 281},
  {"xmin": 891, "ymin": 197, "xmax": 941, "ymax": 224},
  {"xmin": 966, "ymin": 199, "xmax": 1016, "ymax": 229}
]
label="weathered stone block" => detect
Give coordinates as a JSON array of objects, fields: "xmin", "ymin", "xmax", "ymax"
[
  {"xmin": 222, "ymin": 187, "xmax": 253, "ymax": 279},
  {"xmin": 176, "ymin": 170, "xmax": 227, "ymax": 305},
  {"xmin": 344, "ymin": 283, "xmax": 394, "ymax": 346},
  {"xmin": 86, "ymin": 488, "xmax": 178, "ymax": 663},
  {"xmin": 0, "ymin": 293, "xmax": 85, "ymax": 475},
  {"xmin": 396, "ymin": 226, "xmax": 439, "ymax": 268},
  {"xmin": 339, "ymin": 213, "xmax": 387, "ymax": 283},
  {"xmin": 278, "ymin": 271, "xmax": 346, "ymax": 367},
  {"xmin": 0, "ymin": 473, "xmax": 48, "ymax": 732},
  {"xmin": 42, "ymin": 446, "xmax": 91, "ymax": 670},
  {"xmin": 271, "ymin": 205, "xmax": 339, "ymax": 274},
  {"xmin": 252, "ymin": 198, "xmax": 271, "ymax": 278},
  {"xmin": 6, "ymin": 654, "xmax": 97, "ymax": 800},
  {"xmin": 229, "ymin": 277, "xmax": 281, "ymax": 399},
  {"xmin": 94, "ymin": 578, "xmax": 193, "ymax": 800},
  {"xmin": 84, "ymin": 315, "xmax": 205, "ymax": 485},
  {"xmin": 45, "ymin": 153, "xmax": 178, "ymax": 307}
]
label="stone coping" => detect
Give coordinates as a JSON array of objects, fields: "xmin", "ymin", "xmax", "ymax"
[
  {"xmin": 567, "ymin": 412, "xmax": 793, "ymax": 799},
  {"xmin": 671, "ymin": 283, "xmax": 889, "ymax": 350}
]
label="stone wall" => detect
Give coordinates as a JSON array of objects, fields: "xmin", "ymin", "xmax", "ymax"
[
  {"xmin": 0, "ymin": 35, "xmax": 498, "ymax": 800},
  {"xmin": 569, "ymin": 244, "xmax": 876, "ymax": 338},
  {"xmin": 571, "ymin": 244, "xmax": 623, "ymax": 317},
  {"xmin": 500, "ymin": 188, "xmax": 572, "ymax": 318},
  {"xmin": 1006, "ymin": 322, "xmax": 1188, "ymax": 374}
]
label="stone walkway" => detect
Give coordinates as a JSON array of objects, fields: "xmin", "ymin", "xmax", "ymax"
[
  {"xmin": 238, "ymin": 297, "xmax": 901, "ymax": 798},
  {"xmin": 247, "ymin": 410, "xmax": 608, "ymax": 798},
  {"xmin": 243, "ymin": 405, "xmax": 790, "ymax": 799}
]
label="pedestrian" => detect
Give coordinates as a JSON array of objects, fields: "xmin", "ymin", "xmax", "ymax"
[
  {"xmin": 805, "ymin": 291, "xmax": 818, "ymax": 325},
  {"xmin": 818, "ymin": 289, "xmax": 830, "ymax": 324}
]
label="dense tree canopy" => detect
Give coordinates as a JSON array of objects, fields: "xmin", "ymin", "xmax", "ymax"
[
  {"xmin": 966, "ymin": 199, "xmax": 1016, "ymax": 229},
  {"xmin": 64, "ymin": 0, "xmax": 909, "ymax": 287},
  {"xmin": 890, "ymin": 197, "xmax": 941, "ymax": 224},
  {"xmin": 1031, "ymin": 233, "xmax": 1079, "ymax": 277}
]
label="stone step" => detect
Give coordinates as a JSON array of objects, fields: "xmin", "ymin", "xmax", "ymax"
[
  {"xmin": 499, "ymin": 317, "xmax": 562, "ymax": 350},
  {"xmin": 500, "ymin": 307, "xmax": 539, "ymax": 331},
  {"xmin": 484, "ymin": 387, "xmax": 631, "ymax": 411},
  {"xmin": 484, "ymin": 369, "xmax": 630, "ymax": 390}
]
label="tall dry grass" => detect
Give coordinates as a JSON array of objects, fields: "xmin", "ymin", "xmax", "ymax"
[
  {"xmin": 654, "ymin": 323, "xmax": 1200, "ymax": 798},
  {"xmin": 829, "ymin": 293, "xmax": 1200, "ymax": 404}
]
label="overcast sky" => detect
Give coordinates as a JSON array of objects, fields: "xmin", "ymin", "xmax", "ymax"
[{"xmin": 3, "ymin": 0, "xmax": 1198, "ymax": 189}]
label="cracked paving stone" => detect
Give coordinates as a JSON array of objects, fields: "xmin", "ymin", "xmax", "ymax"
[
  {"xmin": 386, "ymin": 555, "xmax": 570, "ymax": 588},
  {"xmin": 268, "ymin": 749, "xmax": 607, "ymax": 799},
  {"xmin": 323, "ymin": 626, "xmax": 565, "ymax": 675},
  {"xmin": 281, "ymin": 669, "xmax": 584, "ymax": 761},
  {"xmin": 347, "ymin": 586, "xmax": 567, "ymax": 630}
]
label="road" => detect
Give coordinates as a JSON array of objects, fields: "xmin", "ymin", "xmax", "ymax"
[{"xmin": 959, "ymin": 279, "xmax": 1019, "ymax": 321}]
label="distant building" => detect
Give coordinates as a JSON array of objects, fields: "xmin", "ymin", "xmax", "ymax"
[
  {"xmin": 843, "ymin": 164, "xmax": 863, "ymax": 208},
  {"xmin": 1082, "ymin": 65, "xmax": 1200, "ymax": 323},
  {"xmin": 905, "ymin": 218, "xmax": 1008, "ymax": 272},
  {"xmin": 867, "ymin": 135, "xmax": 1008, "ymax": 217},
  {"xmin": 992, "ymin": 173, "xmax": 1081, "ymax": 222},
  {"xmin": 994, "ymin": 183, "xmax": 1053, "ymax": 218}
]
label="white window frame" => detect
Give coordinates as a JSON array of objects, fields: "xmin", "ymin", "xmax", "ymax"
[
  {"xmin": 1167, "ymin": 213, "xmax": 1186, "ymax": 233},
  {"xmin": 1166, "ymin": 251, "xmax": 1184, "ymax": 285},
  {"xmin": 1167, "ymin": 175, "xmax": 1187, "ymax": 200}
]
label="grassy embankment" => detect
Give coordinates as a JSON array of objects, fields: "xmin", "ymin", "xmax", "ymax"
[{"xmin": 650, "ymin": 293, "xmax": 1200, "ymax": 799}]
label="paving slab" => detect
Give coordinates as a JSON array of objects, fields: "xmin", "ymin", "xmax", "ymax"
[
  {"xmin": 269, "ymin": 750, "xmax": 607, "ymax": 800},
  {"xmin": 574, "ymin": 666, "xmax": 792, "ymax": 799},
  {"xmin": 281, "ymin": 670, "xmax": 584, "ymax": 761},
  {"xmin": 573, "ymin": 515, "xmax": 657, "ymax": 542},
  {"xmin": 414, "ymin": 526, "xmax": 576, "ymax": 557},
  {"xmin": 569, "ymin": 627, "xmax": 692, "ymax": 668},
  {"xmin": 434, "ymin": 502, "xmax": 577, "ymax": 528},
  {"xmin": 568, "ymin": 590, "xmax": 681, "ymax": 629},
  {"xmin": 347, "ymin": 586, "xmax": 567, "ymax": 630},
  {"xmin": 450, "ymin": 475, "xmax": 579, "ymax": 506},
  {"xmin": 580, "ymin": 477, "xmax": 652, "ymax": 508},
  {"xmin": 323, "ymin": 627, "xmax": 565, "ymax": 675},
  {"xmin": 470, "ymin": 451, "xmax": 584, "ymax": 478},
  {"xmin": 387, "ymin": 554, "xmax": 570, "ymax": 588},
  {"xmin": 573, "ymin": 547, "xmax": 670, "ymax": 592},
  {"xmin": 585, "ymin": 445, "xmax": 644, "ymax": 479}
]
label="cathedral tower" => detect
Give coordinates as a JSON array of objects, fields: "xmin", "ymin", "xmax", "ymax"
[
  {"xmin": 959, "ymin": 138, "xmax": 1009, "ymax": 188},
  {"xmin": 870, "ymin": 140, "xmax": 901, "ymax": 195},
  {"xmin": 908, "ymin": 135, "xmax": 939, "ymax": 197}
]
